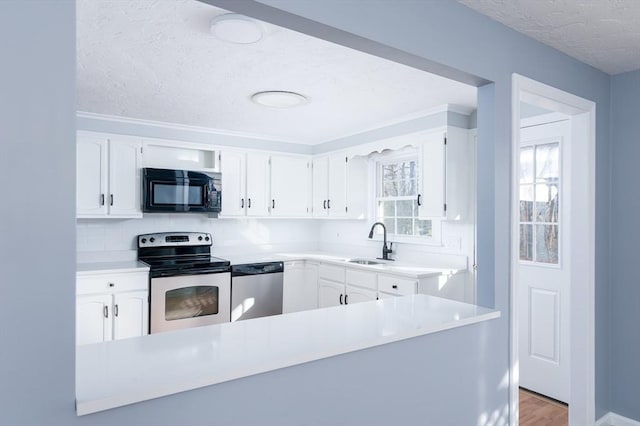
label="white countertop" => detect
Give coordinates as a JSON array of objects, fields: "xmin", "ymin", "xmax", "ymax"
[
  {"xmin": 76, "ymin": 294, "xmax": 499, "ymax": 415},
  {"xmin": 76, "ymin": 260, "xmax": 149, "ymax": 275},
  {"xmin": 221, "ymin": 251, "xmax": 463, "ymax": 279}
]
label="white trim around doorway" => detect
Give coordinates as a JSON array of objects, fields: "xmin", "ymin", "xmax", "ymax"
[{"xmin": 510, "ymin": 74, "xmax": 596, "ymax": 426}]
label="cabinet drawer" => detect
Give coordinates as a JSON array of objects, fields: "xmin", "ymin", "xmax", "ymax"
[
  {"xmin": 378, "ymin": 275, "xmax": 417, "ymax": 296},
  {"xmin": 77, "ymin": 272, "xmax": 148, "ymax": 295},
  {"xmin": 345, "ymin": 268, "xmax": 377, "ymax": 290},
  {"xmin": 318, "ymin": 264, "xmax": 345, "ymax": 283}
]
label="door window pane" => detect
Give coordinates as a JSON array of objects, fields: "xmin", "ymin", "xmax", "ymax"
[
  {"xmin": 520, "ymin": 224, "xmax": 533, "ymax": 261},
  {"xmin": 520, "ymin": 185, "xmax": 534, "ymax": 222},
  {"xmin": 397, "ymin": 218, "xmax": 413, "ymax": 235},
  {"xmin": 535, "ymin": 183, "xmax": 559, "ymax": 223},
  {"xmin": 520, "ymin": 147, "xmax": 534, "ymax": 183},
  {"xmin": 535, "ymin": 224, "xmax": 559, "ymax": 263},
  {"xmin": 536, "ymin": 143, "xmax": 560, "ymax": 182}
]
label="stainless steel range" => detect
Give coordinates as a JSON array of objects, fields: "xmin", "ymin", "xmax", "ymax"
[{"xmin": 138, "ymin": 232, "xmax": 231, "ymax": 334}]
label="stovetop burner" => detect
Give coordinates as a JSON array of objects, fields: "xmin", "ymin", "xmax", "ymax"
[{"xmin": 137, "ymin": 232, "xmax": 230, "ymax": 278}]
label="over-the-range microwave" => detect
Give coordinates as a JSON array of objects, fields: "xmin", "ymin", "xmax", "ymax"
[{"xmin": 142, "ymin": 168, "xmax": 222, "ymax": 214}]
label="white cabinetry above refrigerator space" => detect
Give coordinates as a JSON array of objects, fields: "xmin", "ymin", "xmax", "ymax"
[
  {"xmin": 77, "ymin": 132, "xmax": 142, "ymax": 219},
  {"xmin": 220, "ymin": 150, "xmax": 311, "ymax": 218}
]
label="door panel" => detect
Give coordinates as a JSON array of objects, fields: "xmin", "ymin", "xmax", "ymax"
[
  {"xmin": 328, "ymin": 155, "xmax": 347, "ymax": 217},
  {"xmin": 246, "ymin": 152, "xmax": 270, "ymax": 216},
  {"xmin": 418, "ymin": 132, "xmax": 446, "ymax": 218},
  {"xmin": 108, "ymin": 138, "xmax": 142, "ymax": 217},
  {"xmin": 519, "ymin": 119, "xmax": 570, "ymax": 403},
  {"xmin": 76, "ymin": 294, "xmax": 112, "ymax": 345},
  {"xmin": 345, "ymin": 286, "xmax": 377, "ymax": 304},
  {"xmin": 318, "ymin": 279, "xmax": 343, "ymax": 308},
  {"xmin": 220, "ymin": 150, "xmax": 246, "ymax": 216},
  {"xmin": 113, "ymin": 290, "xmax": 149, "ymax": 340},
  {"xmin": 312, "ymin": 157, "xmax": 329, "ymax": 217},
  {"xmin": 77, "ymin": 135, "xmax": 108, "ymax": 217},
  {"xmin": 270, "ymin": 155, "xmax": 310, "ymax": 217}
]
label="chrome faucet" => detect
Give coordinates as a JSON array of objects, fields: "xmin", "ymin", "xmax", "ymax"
[{"xmin": 368, "ymin": 222, "xmax": 394, "ymax": 261}]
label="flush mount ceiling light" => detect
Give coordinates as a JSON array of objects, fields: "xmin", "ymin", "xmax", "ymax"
[
  {"xmin": 251, "ymin": 91, "xmax": 308, "ymax": 108},
  {"xmin": 210, "ymin": 13, "xmax": 263, "ymax": 44}
]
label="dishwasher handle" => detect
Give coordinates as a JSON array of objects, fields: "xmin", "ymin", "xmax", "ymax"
[{"xmin": 231, "ymin": 262, "xmax": 284, "ymax": 277}]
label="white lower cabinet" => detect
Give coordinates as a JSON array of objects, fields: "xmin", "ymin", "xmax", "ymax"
[
  {"xmin": 283, "ymin": 261, "xmax": 318, "ymax": 313},
  {"xmin": 344, "ymin": 285, "xmax": 377, "ymax": 304},
  {"xmin": 318, "ymin": 264, "xmax": 378, "ymax": 307},
  {"xmin": 318, "ymin": 279, "xmax": 344, "ymax": 308},
  {"xmin": 76, "ymin": 271, "xmax": 149, "ymax": 346}
]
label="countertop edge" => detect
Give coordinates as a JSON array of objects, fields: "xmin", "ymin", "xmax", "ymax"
[{"xmin": 76, "ymin": 307, "xmax": 500, "ymax": 416}]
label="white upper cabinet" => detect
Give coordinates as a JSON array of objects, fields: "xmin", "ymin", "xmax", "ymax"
[
  {"xmin": 418, "ymin": 127, "xmax": 472, "ymax": 220},
  {"xmin": 313, "ymin": 154, "xmax": 367, "ymax": 219},
  {"xmin": 312, "ymin": 156, "xmax": 329, "ymax": 217},
  {"xmin": 246, "ymin": 152, "xmax": 271, "ymax": 217},
  {"xmin": 270, "ymin": 155, "xmax": 311, "ymax": 217},
  {"xmin": 77, "ymin": 132, "xmax": 142, "ymax": 219},
  {"xmin": 77, "ymin": 135, "xmax": 108, "ymax": 217},
  {"xmin": 220, "ymin": 150, "xmax": 247, "ymax": 216},
  {"xmin": 221, "ymin": 150, "xmax": 311, "ymax": 218},
  {"xmin": 108, "ymin": 138, "xmax": 142, "ymax": 217}
]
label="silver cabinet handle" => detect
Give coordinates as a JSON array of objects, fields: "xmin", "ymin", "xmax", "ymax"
[{"xmin": 103, "ymin": 306, "xmax": 108, "ymax": 318}]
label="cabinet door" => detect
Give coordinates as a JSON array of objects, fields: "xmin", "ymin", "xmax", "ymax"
[
  {"xmin": 76, "ymin": 294, "xmax": 112, "ymax": 345},
  {"xmin": 328, "ymin": 154, "xmax": 348, "ymax": 217},
  {"xmin": 345, "ymin": 285, "xmax": 377, "ymax": 305},
  {"xmin": 77, "ymin": 135, "xmax": 108, "ymax": 217},
  {"xmin": 271, "ymin": 155, "xmax": 311, "ymax": 217},
  {"xmin": 283, "ymin": 261, "xmax": 307, "ymax": 314},
  {"xmin": 318, "ymin": 279, "xmax": 344, "ymax": 308},
  {"xmin": 312, "ymin": 156, "xmax": 329, "ymax": 217},
  {"xmin": 418, "ymin": 132, "xmax": 446, "ymax": 218},
  {"xmin": 113, "ymin": 290, "xmax": 149, "ymax": 340},
  {"xmin": 246, "ymin": 152, "xmax": 270, "ymax": 216},
  {"xmin": 345, "ymin": 156, "xmax": 368, "ymax": 219},
  {"xmin": 108, "ymin": 138, "xmax": 142, "ymax": 217},
  {"xmin": 220, "ymin": 150, "xmax": 247, "ymax": 216}
]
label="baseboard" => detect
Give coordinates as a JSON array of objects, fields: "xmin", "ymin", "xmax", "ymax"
[{"xmin": 596, "ymin": 412, "xmax": 640, "ymax": 426}]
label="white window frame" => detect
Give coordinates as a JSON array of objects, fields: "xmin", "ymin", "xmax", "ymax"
[{"xmin": 370, "ymin": 148, "xmax": 442, "ymax": 245}]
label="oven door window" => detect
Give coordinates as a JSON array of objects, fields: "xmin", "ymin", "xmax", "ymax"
[
  {"xmin": 165, "ymin": 286, "xmax": 219, "ymax": 321},
  {"xmin": 152, "ymin": 182, "xmax": 205, "ymax": 207}
]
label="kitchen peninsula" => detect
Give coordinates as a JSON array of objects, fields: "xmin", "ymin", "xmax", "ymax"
[{"xmin": 76, "ymin": 293, "xmax": 499, "ymax": 415}]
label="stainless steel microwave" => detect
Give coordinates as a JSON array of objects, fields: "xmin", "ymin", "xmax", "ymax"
[{"xmin": 142, "ymin": 168, "xmax": 222, "ymax": 214}]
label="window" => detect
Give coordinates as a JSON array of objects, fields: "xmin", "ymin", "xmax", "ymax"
[
  {"xmin": 519, "ymin": 142, "xmax": 560, "ymax": 264},
  {"xmin": 374, "ymin": 151, "xmax": 439, "ymax": 241}
]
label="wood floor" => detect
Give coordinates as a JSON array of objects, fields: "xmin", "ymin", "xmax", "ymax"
[{"xmin": 520, "ymin": 388, "xmax": 568, "ymax": 426}]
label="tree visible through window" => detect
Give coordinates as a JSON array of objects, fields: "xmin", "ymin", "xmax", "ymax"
[
  {"xmin": 519, "ymin": 142, "xmax": 560, "ymax": 264},
  {"xmin": 376, "ymin": 155, "xmax": 433, "ymax": 238}
]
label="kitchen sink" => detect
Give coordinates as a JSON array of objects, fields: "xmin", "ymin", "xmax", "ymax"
[{"xmin": 347, "ymin": 258, "xmax": 383, "ymax": 265}]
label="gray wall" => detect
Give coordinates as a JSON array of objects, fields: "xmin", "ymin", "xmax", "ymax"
[
  {"xmin": 610, "ymin": 69, "xmax": 640, "ymax": 421},
  {"xmin": 0, "ymin": 1, "xmax": 615, "ymax": 425}
]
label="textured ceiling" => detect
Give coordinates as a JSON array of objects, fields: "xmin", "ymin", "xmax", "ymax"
[
  {"xmin": 77, "ymin": 0, "xmax": 477, "ymax": 145},
  {"xmin": 458, "ymin": 0, "xmax": 640, "ymax": 75}
]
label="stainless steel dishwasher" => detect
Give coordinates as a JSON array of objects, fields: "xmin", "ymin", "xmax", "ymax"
[{"xmin": 230, "ymin": 262, "xmax": 284, "ymax": 322}]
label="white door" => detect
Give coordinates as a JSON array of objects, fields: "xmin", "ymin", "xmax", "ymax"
[
  {"xmin": 270, "ymin": 155, "xmax": 311, "ymax": 217},
  {"xmin": 220, "ymin": 150, "xmax": 247, "ymax": 216},
  {"xmin": 328, "ymin": 154, "xmax": 348, "ymax": 217},
  {"xmin": 345, "ymin": 285, "xmax": 377, "ymax": 305},
  {"xmin": 312, "ymin": 156, "xmax": 329, "ymax": 217},
  {"xmin": 418, "ymin": 131, "xmax": 446, "ymax": 218},
  {"xmin": 76, "ymin": 294, "xmax": 112, "ymax": 345},
  {"xmin": 76, "ymin": 135, "xmax": 108, "ymax": 217},
  {"xmin": 113, "ymin": 290, "xmax": 149, "ymax": 340},
  {"xmin": 318, "ymin": 279, "xmax": 343, "ymax": 308},
  {"xmin": 108, "ymin": 138, "xmax": 142, "ymax": 217},
  {"xmin": 518, "ymin": 120, "xmax": 571, "ymax": 403},
  {"xmin": 245, "ymin": 152, "xmax": 270, "ymax": 216}
]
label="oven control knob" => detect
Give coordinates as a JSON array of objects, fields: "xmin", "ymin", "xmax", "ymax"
[
  {"xmin": 198, "ymin": 236, "xmax": 203, "ymax": 241},
  {"xmin": 141, "ymin": 238, "xmax": 147, "ymax": 244},
  {"xmin": 205, "ymin": 236, "xmax": 210, "ymax": 241},
  {"xmin": 150, "ymin": 237, "xmax": 155, "ymax": 243}
]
